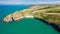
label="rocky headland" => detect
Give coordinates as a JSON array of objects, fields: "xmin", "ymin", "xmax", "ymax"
[{"xmin": 3, "ymin": 5, "xmax": 60, "ymax": 32}]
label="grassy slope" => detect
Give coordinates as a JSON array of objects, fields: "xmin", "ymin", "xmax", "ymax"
[{"xmin": 31, "ymin": 5, "xmax": 60, "ymax": 27}]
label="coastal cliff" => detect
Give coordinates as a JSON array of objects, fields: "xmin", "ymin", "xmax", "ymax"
[{"xmin": 3, "ymin": 5, "xmax": 60, "ymax": 32}]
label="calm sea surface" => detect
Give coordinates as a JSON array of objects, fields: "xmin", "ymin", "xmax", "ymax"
[{"xmin": 0, "ymin": 5, "xmax": 60, "ymax": 34}]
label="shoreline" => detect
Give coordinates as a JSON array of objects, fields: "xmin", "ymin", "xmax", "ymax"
[
  {"xmin": 3, "ymin": 5, "xmax": 60, "ymax": 32},
  {"xmin": 34, "ymin": 17, "xmax": 60, "ymax": 32}
]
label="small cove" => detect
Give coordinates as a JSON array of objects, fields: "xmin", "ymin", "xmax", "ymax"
[{"xmin": 0, "ymin": 5, "xmax": 60, "ymax": 34}]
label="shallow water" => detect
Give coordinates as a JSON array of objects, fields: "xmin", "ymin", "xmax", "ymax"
[{"xmin": 0, "ymin": 5, "xmax": 60, "ymax": 34}]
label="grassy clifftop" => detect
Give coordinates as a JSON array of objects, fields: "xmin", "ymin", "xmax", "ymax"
[
  {"xmin": 30, "ymin": 5, "xmax": 60, "ymax": 27},
  {"xmin": 20, "ymin": 5, "xmax": 60, "ymax": 27}
]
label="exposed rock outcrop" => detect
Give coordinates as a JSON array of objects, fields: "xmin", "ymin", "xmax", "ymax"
[
  {"xmin": 3, "ymin": 14, "xmax": 12, "ymax": 22},
  {"xmin": 3, "ymin": 12, "xmax": 24, "ymax": 22}
]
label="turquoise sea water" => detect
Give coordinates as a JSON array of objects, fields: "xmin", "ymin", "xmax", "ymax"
[{"xmin": 0, "ymin": 5, "xmax": 60, "ymax": 34}]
